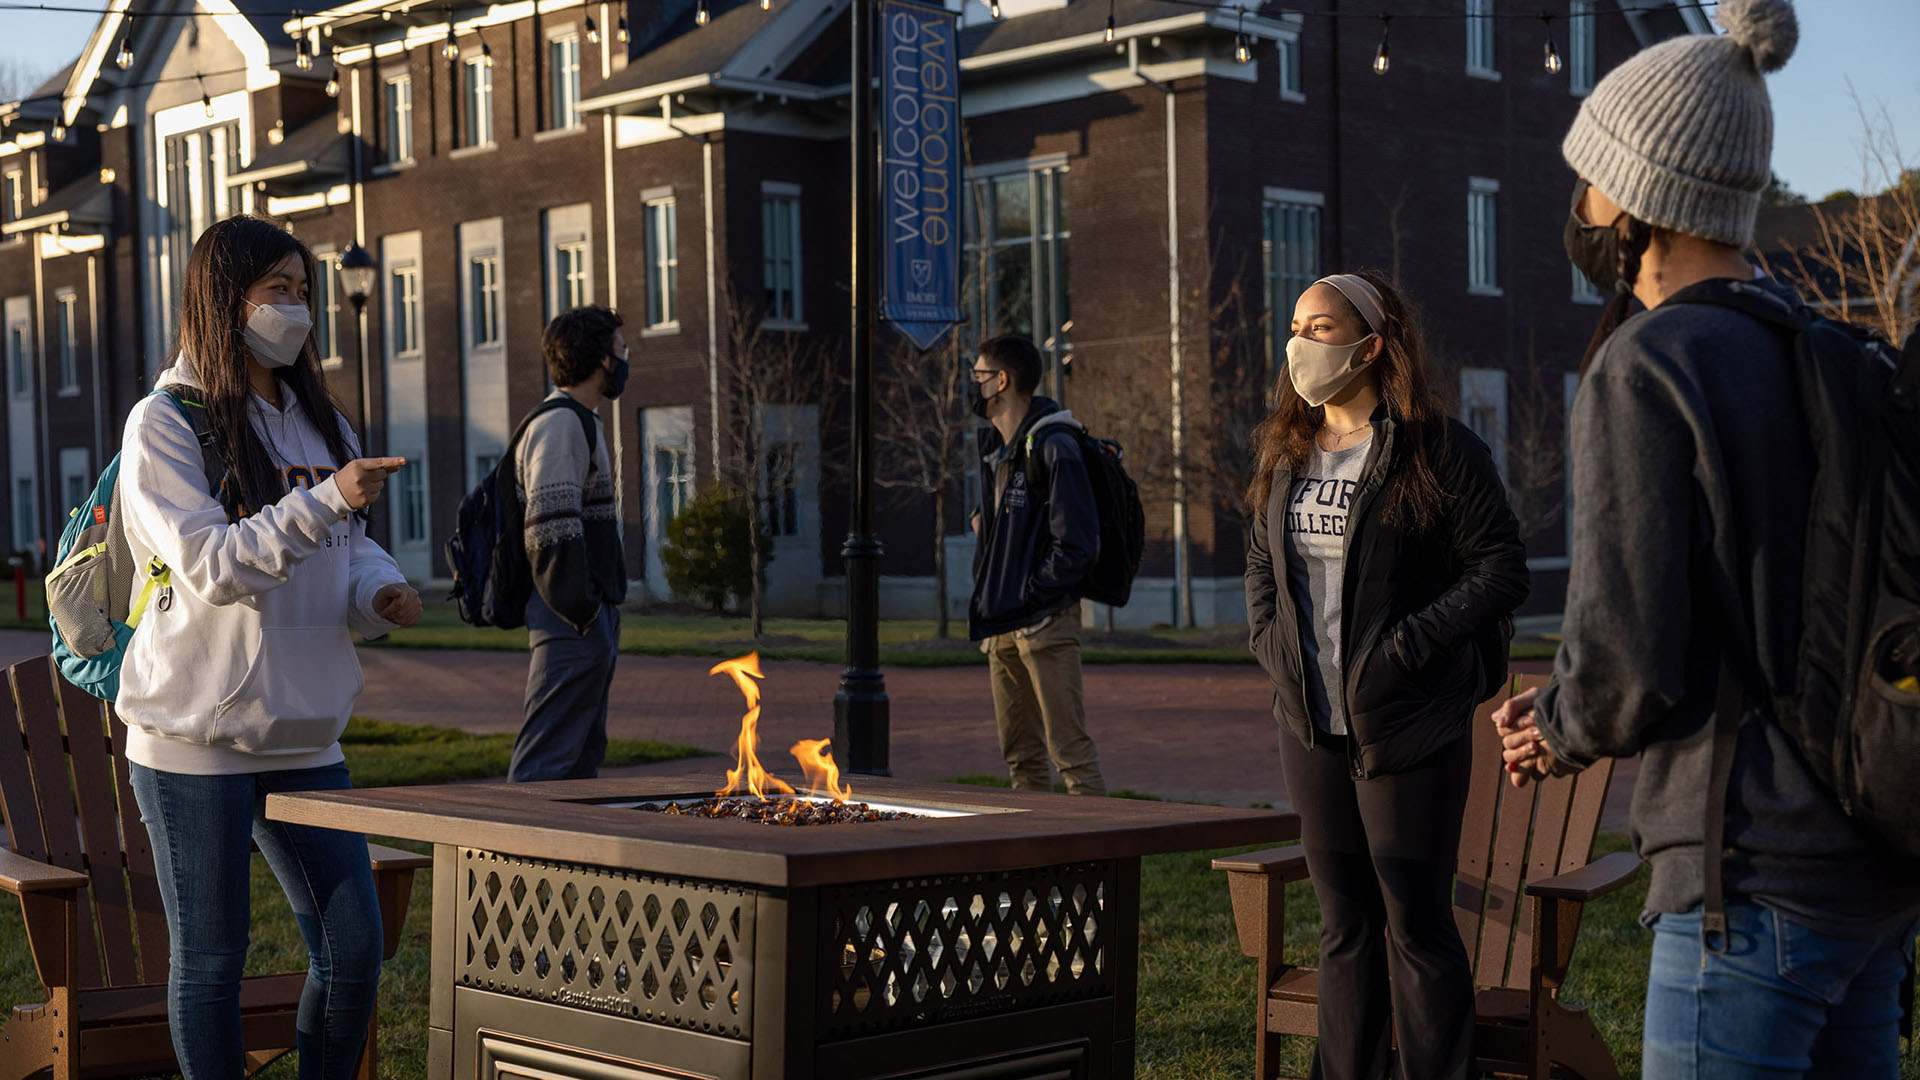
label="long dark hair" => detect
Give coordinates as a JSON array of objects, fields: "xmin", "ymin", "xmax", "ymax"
[
  {"xmin": 170, "ymin": 214, "xmax": 359, "ymax": 519},
  {"xmin": 1244, "ymin": 270, "xmax": 1450, "ymax": 533}
]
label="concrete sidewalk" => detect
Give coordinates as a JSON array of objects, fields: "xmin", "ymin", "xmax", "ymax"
[{"xmin": 0, "ymin": 629, "xmax": 1627, "ymax": 826}]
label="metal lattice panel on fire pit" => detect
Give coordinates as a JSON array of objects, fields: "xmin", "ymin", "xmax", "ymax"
[
  {"xmin": 457, "ymin": 848, "xmax": 756, "ymax": 1038},
  {"xmin": 817, "ymin": 860, "xmax": 1116, "ymax": 1038}
]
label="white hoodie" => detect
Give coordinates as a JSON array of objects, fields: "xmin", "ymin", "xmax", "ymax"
[{"xmin": 115, "ymin": 364, "xmax": 407, "ymax": 774}]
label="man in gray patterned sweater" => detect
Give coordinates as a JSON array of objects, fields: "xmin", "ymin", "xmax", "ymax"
[{"xmin": 509, "ymin": 305, "xmax": 630, "ymax": 782}]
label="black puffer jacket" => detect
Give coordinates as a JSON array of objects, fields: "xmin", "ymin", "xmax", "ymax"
[
  {"xmin": 969, "ymin": 398, "xmax": 1099, "ymax": 640},
  {"xmin": 1246, "ymin": 410, "xmax": 1529, "ymax": 778}
]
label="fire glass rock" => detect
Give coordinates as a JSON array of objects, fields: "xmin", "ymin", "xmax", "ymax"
[{"xmin": 636, "ymin": 796, "xmax": 919, "ymax": 826}]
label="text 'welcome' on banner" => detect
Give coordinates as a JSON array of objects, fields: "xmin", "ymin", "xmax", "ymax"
[{"xmin": 880, "ymin": 0, "xmax": 961, "ymax": 351}]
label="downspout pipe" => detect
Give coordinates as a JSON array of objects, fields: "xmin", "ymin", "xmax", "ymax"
[
  {"xmin": 1129, "ymin": 38, "xmax": 1192, "ymax": 628},
  {"xmin": 662, "ymin": 97, "xmax": 723, "ymax": 481}
]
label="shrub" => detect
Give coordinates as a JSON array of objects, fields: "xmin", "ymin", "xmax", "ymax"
[{"xmin": 661, "ymin": 485, "xmax": 770, "ymax": 613}]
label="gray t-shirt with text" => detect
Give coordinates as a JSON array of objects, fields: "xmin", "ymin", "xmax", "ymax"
[{"xmin": 1282, "ymin": 439, "xmax": 1369, "ymax": 735}]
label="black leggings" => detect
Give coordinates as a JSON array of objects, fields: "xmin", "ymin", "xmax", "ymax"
[{"xmin": 1276, "ymin": 729, "xmax": 1475, "ymax": 1080}]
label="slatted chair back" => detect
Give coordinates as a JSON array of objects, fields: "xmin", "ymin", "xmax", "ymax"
[
  {"xmin": 1451, "ymin": 673, "xmax": 1615, "ymax": 991},
  {"xmin": 0, "ymin": 654, "xmax": 169, "ymax": 991}
]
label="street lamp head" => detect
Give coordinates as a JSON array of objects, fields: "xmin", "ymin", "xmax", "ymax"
[{"xmin": 339, "ymin": 241, "xmax": 377, "ymax": 310}]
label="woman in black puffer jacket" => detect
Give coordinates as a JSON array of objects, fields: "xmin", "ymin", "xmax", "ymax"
[{"xmin": 1244, "ymin": 270, "xmax": 1529, "ymax": 1080}]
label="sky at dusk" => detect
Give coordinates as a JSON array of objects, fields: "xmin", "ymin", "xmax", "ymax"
[{"xmin": 4, "ymin": 0, "xmax": 1916, "ymax": 202}]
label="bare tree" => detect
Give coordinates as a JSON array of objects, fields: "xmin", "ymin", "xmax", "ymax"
[
  {"xmin": 715, "ymin": 279, "xmax": 835, "ymax": 640},
  {"xmin": 874, "ymin": 332, "xmax": 972, "ymax": 637},
  {"xmin": 1757, "ymin": 88, "xmax": 1919, "ymax": 343},
  {"xmin": 1501, "ymin": 350, "xmax": 1571, "ymax": 545},
  {"xmin": 0, "ymin": 59, "xmax": 56, "ymax": 104}
]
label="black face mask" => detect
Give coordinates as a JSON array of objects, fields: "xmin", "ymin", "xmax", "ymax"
[
  {"xmin": 604, "ymin": 352, "xmax": 631, "ymax": 399},
  {"xmin": 1564, "ymin": 179, "xmax": 1622, "ymax": 295},
  {"xmin": 970, "ymin": 372, "xmax": 1002, "ymax": 419}
]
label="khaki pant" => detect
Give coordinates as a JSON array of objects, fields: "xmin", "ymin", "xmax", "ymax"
[{"xmin": 983, "ymin": 610, "xmax": 1106, "ymax": 796}]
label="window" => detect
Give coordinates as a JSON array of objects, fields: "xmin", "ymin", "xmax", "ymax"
[
  {"xmin": 963, "ymin": 164, "xmax": 1071, "ymax": 365},
  {"xmin": 385, "ymin": 74, "xmax": 414, "ymax": 163},
  {"xmin": 548, "ymin": 35, "xmax": 582, "ymax": 130},
  {"xmin": 654, "ymin": 446, "xmax": 691, "ymax": 536},
  {"xmin": 475, "ymin": 452, "xmax": 501, "ymax": 480},
  {"xmin": 463, "ymin": 57, "xmax": 494, "ymax": 148},
  {"xmin": 1460, "ymin": 367, "xmax": 1509, "ymax": 480},
  {"xmin": 468, "ymin": 255, "xmax": 501, "ymax": 345},
  {"xmin": 1571, "ymin": 262, "xmax": 1604, "ymax": 305},
  {"xmin": 762, "ymin": 187, "xmax": 802, "ymax": 325},
  {"xmin": 59, "ymin": 448, "xmax": 88, "ymax": 516},
  {"xmin": 55, "ymin": 293, "xmax": 77, "ymax": 392},
  {"xmin": 6, "ymin": 322, "xmax": 26, "ymax": 397},
  {"xmin": 1262, "ymin": 191, "xmax": 1323, "ymax": 371},
  {"xmin": 2, "ymin": 170, "xmax": 22, "ymax": 224},
  {"xmin": 556, "ymin": 242, "xmax": 590, "ymax": 314},
  {"xmin": 390, "ymin": 266, "xmax": 420, "ymax": 354},
  {"xmin": 645, "ymin": 197, "xmax": 679, "ymax": 328},
  {"xmin": 162, "ymin": 122, "xmax": 240, "ymax": 344},
  {"xmin": 1277, "ymin": 35, "xmax": 1303, "ymax": 100},
  {"xmin": 397, "ymin": 450, "xmax": 426, "ymax": 545},
  {"xmin": 1569, "ymin": 0, "xmax": 1596, "ymax": 94},
  {"xmin": 315, "ymin": 252, "xmax": 340, "ymax": 363},
  {"xmin": 12, "ymin": 478, "xmax": 35, "ymax": 552},
  {"xmin": 762, "ymin": 444, "xmax": 799, "ymax": 537},
  {"xmin": 1467, "ymin": 178, "xmax": 1500, "ymax": 295},
  {"xmin": 1466, "ymin": 0, "xmax": 1497, "ymax": 76}
]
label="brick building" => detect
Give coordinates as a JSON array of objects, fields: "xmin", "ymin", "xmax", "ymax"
[{"xmin": 0, "ymin": 0, "xmax": 1709, "ymax": 626}]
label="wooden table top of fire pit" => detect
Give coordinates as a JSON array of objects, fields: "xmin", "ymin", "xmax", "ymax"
[{"xmin": 264, "ymin": 775, "xmax": 1299, "ymax": 888}]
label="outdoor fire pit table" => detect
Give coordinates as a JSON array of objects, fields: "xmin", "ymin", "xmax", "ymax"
[{"xmin": 266, "ymin": 773, "xmax": 1295, "ymax": 1079}]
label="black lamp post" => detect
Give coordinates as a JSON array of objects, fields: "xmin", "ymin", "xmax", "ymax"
[{"xmin": 338, "ymin": 241, "xmax": 377, "ymax": 447}]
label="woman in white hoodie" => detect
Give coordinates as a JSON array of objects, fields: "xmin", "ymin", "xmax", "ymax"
[{"xmin": 117, "ymin": 214, "xmax": 422, "ymax": 1079}]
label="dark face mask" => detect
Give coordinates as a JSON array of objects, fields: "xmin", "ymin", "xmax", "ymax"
[
  {"xmin": 1563, "ymin": 179, "xmax": 1622, "ymax": 295},
  {"xmin": 970, "ymin": 371, "xmax": 1002, "ymax": 420},
  {"xmin": 604, "ymin": 352, "xmax": 630, "ymax": 399}
]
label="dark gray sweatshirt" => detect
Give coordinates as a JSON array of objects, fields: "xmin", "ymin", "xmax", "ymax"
[{"xmin": 1534, "ymin": 276, "xmax": 1920, "ymax": 937}]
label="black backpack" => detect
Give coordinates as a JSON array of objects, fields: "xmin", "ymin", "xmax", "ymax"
[
  {"xmin": 1677, "ymin": 281, "xmax": 1920, "ymax": 944},
  {"xmin": 444, "ymin": 397, "xmax": 598, "ymax": 628},
  {"xmin": 1021, "ymin": 423, "xmax": 1146, "ymax": 607}
]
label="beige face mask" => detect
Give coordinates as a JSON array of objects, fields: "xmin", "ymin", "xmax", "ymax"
[{"xmin": 1286, "ymin": 333, "xmax": 1377, "ymax": 407}]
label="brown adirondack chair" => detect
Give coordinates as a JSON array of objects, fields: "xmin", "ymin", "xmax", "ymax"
[
  {"xmin": 1213, "ymin": 673, "xmax": 1641, "ymax": 1080},
  {"xmin": 0, "ymin": 654, "xmax": 431, "ymax": 1080}
]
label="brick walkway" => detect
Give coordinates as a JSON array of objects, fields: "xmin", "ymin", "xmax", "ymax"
[{"xmin": 0, "ymin": 630, "xmax": 1628, "ymax": 826}]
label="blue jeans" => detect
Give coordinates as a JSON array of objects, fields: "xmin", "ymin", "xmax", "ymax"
[
  {"xmin": 1644, "ymin": 901, "xmax": 1916, "ymax": 1080},
  {"xmin": 129, "ymin": 762, "xmax": 383, "ymax": 1080},
  {"xmin": 512, "ymin": 593, "xmax": 619, "ymax": 782}
]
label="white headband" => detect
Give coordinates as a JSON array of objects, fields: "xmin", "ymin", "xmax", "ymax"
[{"xmin": 1314, "ymin": 274, "xmax": 1387, "ymax": 335}]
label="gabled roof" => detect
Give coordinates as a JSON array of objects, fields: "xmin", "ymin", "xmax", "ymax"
[
  {"xmin": 1, "ymin": 175, "xmax": 112, "ymax": 236},
  {"xmin": 580, "ymin": 0, "xmax": 850, "ymax": 113},
  {"xmin": 958, "ymin": 0, "xmax": 1196, "ymax": 59},
  {"xmin": 229, "ymin": 112, "xmax": 349, "ymax": 189}
]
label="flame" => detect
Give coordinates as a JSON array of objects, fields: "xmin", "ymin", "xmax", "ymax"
[
  {"xmin": 791, "ymin": 739, "xmax": 852, "ymax": 803},
  {"xmin": 710, "ymin": 653, "xmax": 794, "ymax": 799}
]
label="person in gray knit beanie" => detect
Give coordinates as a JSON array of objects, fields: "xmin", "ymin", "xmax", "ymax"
[
  {"xmin": 1499, "ymin": 0, "xmax": 1920, "ymax": 1077},
  {"xmin": 1562, "ymin": 0, "xmax": 1797, "ymax": 249}
]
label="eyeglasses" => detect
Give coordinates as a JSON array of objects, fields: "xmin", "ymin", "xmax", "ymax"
[{"xmin": 970, "ymin": 367, "xmax": 999, "ymax": 381}]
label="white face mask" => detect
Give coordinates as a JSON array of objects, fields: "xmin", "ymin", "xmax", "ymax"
[
  {"xmin": 242, "ymin": 300, "xmax": 313, "ymax": 369},
  {"xmin": 1286, "ymin": 333, "xmax": 1377, "ymax": 408}
]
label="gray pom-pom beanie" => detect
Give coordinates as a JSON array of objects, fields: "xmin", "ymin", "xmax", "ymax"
[{"xmin": 1561, "ymin": 0, "xmax": 1799, "ymax": 248}]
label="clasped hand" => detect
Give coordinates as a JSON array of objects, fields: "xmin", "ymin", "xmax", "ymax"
[{"xmin": 1491, "ymin": 686, "xmax": 1560, "ymax": 789}]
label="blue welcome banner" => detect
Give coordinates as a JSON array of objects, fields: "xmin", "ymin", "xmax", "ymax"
[{"xmin": 879, "ymin": 0, "xmax": 960, "ymax": 351}]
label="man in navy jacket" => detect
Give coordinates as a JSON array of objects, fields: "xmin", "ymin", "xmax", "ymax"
[{"xmin": 968, "ymin": 335, "xmax": 1105, "ymax": 796}]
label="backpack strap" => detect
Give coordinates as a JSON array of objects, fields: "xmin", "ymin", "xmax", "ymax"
[
  {"xmin": 1020, "ymin": 422, "xmax": 1080, "ymax": 496},
  {"xmin": 155, "ymin": 387, "xmax": 226, "ymax": 498}
]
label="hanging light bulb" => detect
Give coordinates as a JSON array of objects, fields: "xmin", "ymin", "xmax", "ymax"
[
  {"xmin": 617, "ymin": 15, "xmax": 630, "ymax": 41},
  {"xmin": 1233, "ymin": 9, "xmax": 1249, "ymax": 63},
  {"xmin": 297, "ymin": 35, "xmax": 314, "ymax": 69},
  {"xmin": 481, "ymin": 39, "xmax": 494, "ymax": 66},
  {"xmin": 115, "ymin": 33, "xmax": 134, "ymax": 70},
  {"xmin": 585, "ymin": 14, "xmax": 599, "ymax": 44},
  {"xmin": 989, "ymin": 0, "xmax": 1001, "ymax": 19},
  {"xmin": 203, "ymin": 92, "xmax": 214, "ymax": 117},
  {"xmin": 52, "ymin": 122, "xmax": 66, "ymax": 141},
  {"xmin": 1541, "ymin": 14, "xmax": 1563, "ymax": 74},
  {"xmin": 443, "ymin": 23, "xmax": 459, "ymax": 58},
  {"xmin": 761, "ymin": 0, "xmax": 772, "ymax": 9},
  {"xmin": 1372, "ymin": 15, "xmax": 1390, "ymax": 75},
  {"xmin": 326, "ymin": 72, "xmax": 340, "ymax": 97},
  {"xmin": 696, "ymin": 0, "xmax": 709, "ymax": 25}
]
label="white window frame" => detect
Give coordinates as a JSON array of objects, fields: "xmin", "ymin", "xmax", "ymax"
[
  {"xmin": 384, "ymin": 72, "xmax": 414, "ymax": 164},
  {"xmin": 1276, "ymin": 33, "xmax": 1304, "ymax": 102},
  {"xmin": 962, "ymin": 158, "xmax": 1071, "ymax": 382},
  {"xmin": 644, "ymin": 193, "xmax": 679, "ymax": 331},
  {"xmin": 548, "ymin": 34, "xmax": 583, "ymax": 131},
  {"xmin": 390, "ymin": 264, "xmax": 421, "ymax": 356},
  {"xmin": 12, "ymin": 476, "xmax": 36, "ymax": 553},
  {"xmin": 1, "ymin": 169, "xmax": 23, "ymax": 226},
  {"xmin": 396, "ymin": 446, "xmax": 427, "ymax": 546},
  {"xmin": 463, "ymin": 55, "xmax": 494, "ymax": 149},
  {"xmin": 54, "ymin": 291, "xmax": 79, "ymax": 394},
  {"xmin": 542, "ymin": 204, "xmax": 594, "ymax": 322},
  {"xmin": 1467, "ymin": 177, "xmax": 1502, "ymax": 297},
  {"xmin": 314, "ymin": 249, "xmax": 341, "ymax": 366},
  {"xmin": 58, "ymin": 447, "xmax": 89, "ymax": 519},
  {"xmin": 1262, "ymin": 187, "xmax": 1325, "ymax": 372},
  {"xmin": 467, "ymin": 252, "xmax": 501, "ymax": 346},
  {"xmin": 6, "ymin": 318, "xmax": 28, "ymax": 399},
  {"xmin": 1466, "ymin": 0, "xmax": 1499, "ymax": 80},
  {"xmin": 1569, "ymin": 0, "xmax": 1596, "ymax": 95},
  {"xmin": 1460, "ymin": 367, "xmax": 1509, "ymax": 481},
  {"xmin": 761, "ymin": 182, "xmax": 804, "ymax": 328}
]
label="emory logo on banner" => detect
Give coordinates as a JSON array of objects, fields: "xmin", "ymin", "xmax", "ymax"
[{"xmin": 880, "ymin": 0, "xmax": 960, "ymax": 351}]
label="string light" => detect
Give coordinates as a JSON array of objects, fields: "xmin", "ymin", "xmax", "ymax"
[
  {"xmin": 584, "ymin": 13, "xmax": 599, "ymax": 43},
  {"xmin": 696, "ymin": 0, "xmax": 709, "ymax": 25},
  {"xmin": 51, "ymin": 121, "xmax": 66, "ymax": 140},
  {"xmin": 1104, "ymin": 0, "xmax": 1115, "ymax": 43},
  {"xmin": 481, "ymin": 37, "xmax": 494, "ymax": 66},
  {"xmin": 1372, "ymin": 15, "xmax": 1390, "ymax": 74},
  {"xmin": 990, "ymin": 0, "xmax": 1001, "ymax": 19},
  {"xmin": 760, "ymin": 0, "xmax": 771, "ymax": 9},
  {"xmin": 616, "ymin": 15, "xmax": 629, "ymax": 40},
  {"xmin": 114, "ymin": 15, "xmax": 134, "ymax": 69},
  {"xmin": 1540, "ymin": 12, "xmax": 1562, "ymax": 74},
  {"xmin": 325, "ymin": 70, "xmax": 339, "ymax": 96},
  {"xmin": 295, "ymin": 14, "xmax": 313, "ymax": 69},
  {"xmin": 198, "ymin": 72, "xmax": 213, "ymax": 116},
  {"xmin": 442, "ymin": 8, "xmax": 459, "ymax": 59},
  {"xmin": 1233, "ymin": 7, "xmax": 1249, "ymax": 63}
]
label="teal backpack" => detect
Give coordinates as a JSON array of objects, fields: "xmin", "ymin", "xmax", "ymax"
[{"xmin": 46, "ymin": 388, "xmax": 223, "ymax": 701}]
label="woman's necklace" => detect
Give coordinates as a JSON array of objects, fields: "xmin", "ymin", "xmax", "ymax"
[{"xmin": 1319, "ymin": 420, "xmax": 1370, "ymax": 450}]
